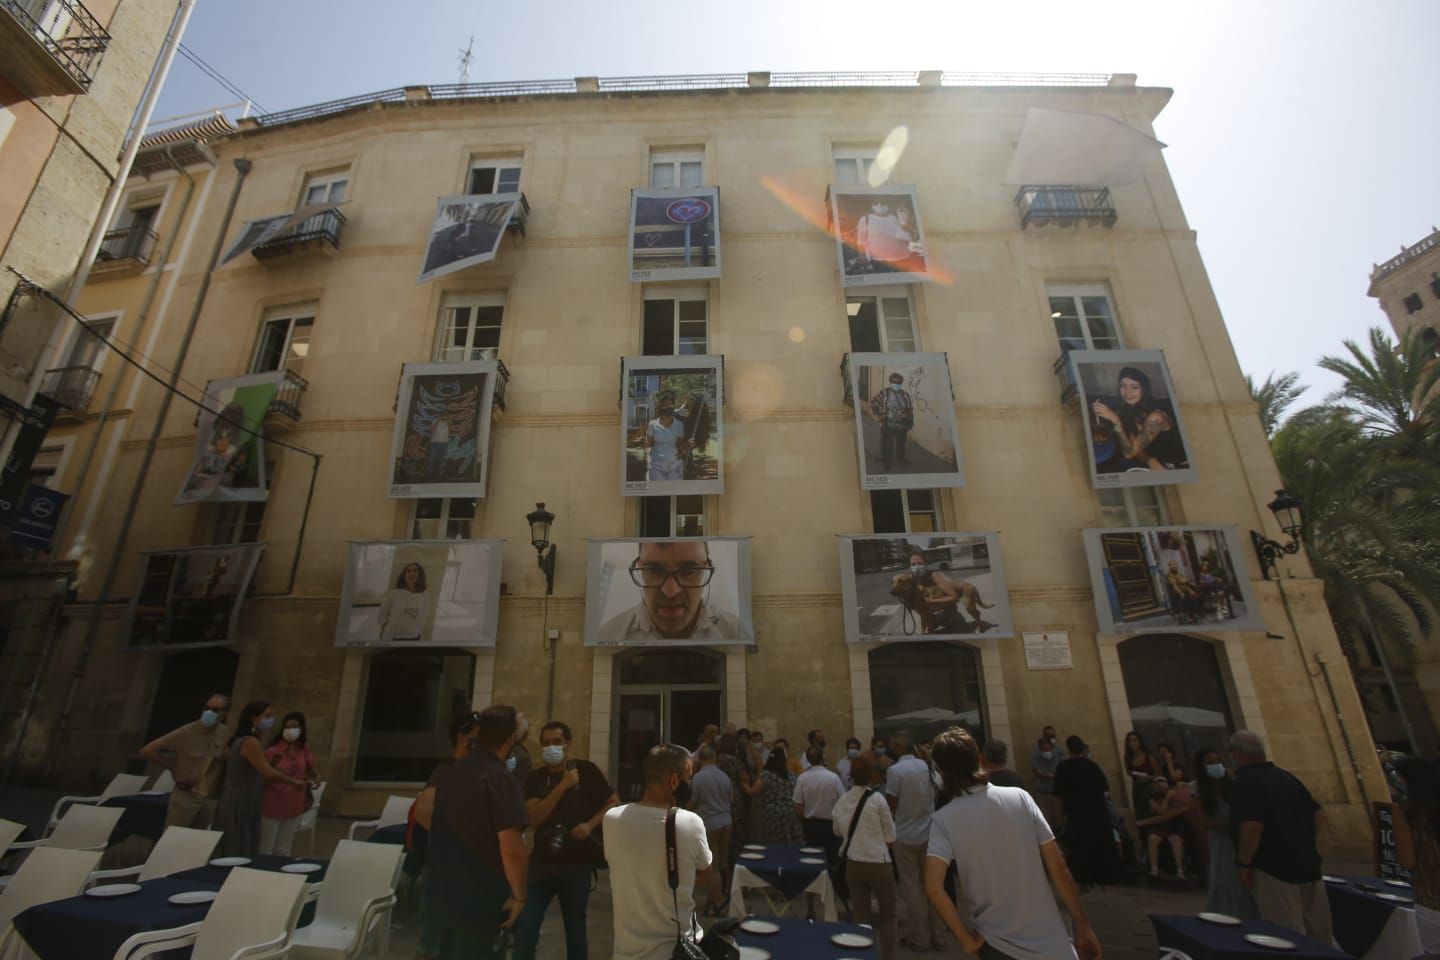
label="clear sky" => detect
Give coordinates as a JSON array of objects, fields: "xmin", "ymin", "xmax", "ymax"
[{"xmin": 153, "ymin": 0, "xmax": 1440, "ymax": 404}]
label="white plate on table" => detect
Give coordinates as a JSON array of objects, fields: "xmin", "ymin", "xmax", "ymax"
[
  {"xmin": 1377, "ymin": 892, "xmax": 1415, "ymax": 903},
  {"xmin": 739, "ymin": 852, "xmax": 765, "ymax": 860},
  {"xmin": 209, "ymin": 857, "xmax": 250, "ymax": 867},
  {"xmin": 280, "ymin": 862, "xmax": 323, "ymax": 874},
  {"xmin": 738, "ymin": 948, "xmax": 771, "ymax": 960},
  {"xmin": 799, "ymin": 846, "xmax": 823, "ymax": 853},
  {"xmin": 1243, "ymin": 934, "xmax": 1296, "ymax": 950},
  {"xmin": 743, "ymin": 844, "xmax": 766, "ymax": 851},
  {"xmin": 799, "ymin": 857, "xmax": 826, "ymax": 865},
  {"xmin": 831, "ymin": 932, "xmax": 875, "ymax": 949},
  {"xmin": 168, "ymin": 891, "xmax": 217, "ymax": 905},
  {"xmin": 85, "ymin": 884, "xmax": 141, "ymax": 898},
  {"xmin": 1322, "ymin": 875, "xmax": 1343, "ymax": 883},
  {"xmin": 1197, "ymin": 912, "xmax": 1241, "ymax": 926},
  {"xmin": 739, "ymin": 919, "xmax": 780, "ymax": 935},
  {"xmin": 1385, "ymin": 879, "xmax": 1413, "ymax": 888}
]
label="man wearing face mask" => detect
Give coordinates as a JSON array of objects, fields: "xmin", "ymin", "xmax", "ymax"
[
  {"xmin": 837, "ymin": 738, "xmax": 863, "ymax": 789},
  {"xmin": 427, "ymin": 705, "xmax": 530, "ymax": 959},
  {"xmin": 605, "ymin": 744, "xmax": 715, "ymax": 960},
  {"xmin": 868, "ymin": 371, "xmax": 914, "ymax": 472},
  {"xmin": 514, "ymin": 721, "xmax": 618, "ymax": 960},
  {"xmin": 141, "ymin": 692, "xmax": 231, "ymax": 829},
  {"xmin": 1030, "ymin": 735, "xmax": 1062, "ymax": 830}
]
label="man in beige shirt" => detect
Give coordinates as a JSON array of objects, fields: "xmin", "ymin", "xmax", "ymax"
[{"xmin": 140, "ymin": 693, "xmax": 230, "ymax": 828}]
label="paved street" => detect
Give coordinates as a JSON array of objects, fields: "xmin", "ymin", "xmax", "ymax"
[
  {"xmin": 857, "ymin": 565, "xmax": 1000, "ymax": 636},
  {"xmin": 860, "ymin": 416, "xmax": 957, "ymax": 477}
]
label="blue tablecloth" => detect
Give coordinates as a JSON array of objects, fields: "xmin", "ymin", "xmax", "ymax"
[
  {"xmin": 1324, "ymin": 874, "xmax": 1415, "ymax": 957},
  {"xmin": 733, "ymin": 916, "xmax": 878, "ymax": 957},
  {"xmin": 1151, "ymin": 914, "xmax": 1354, "ymax": 960},
  {"xmin": 172, "ymin": 853, "xmax": 329, "ymax": 887},
  {"xmin": 369, "ymin": 823, "xmax": 407, "ymax": 845},
  {"xmin": 735, "ymin": 844, "xmax": 829, "ymax": 901},
  {"xmin": 102, "ymin": 793, "xmax": 170, "ymax": 843}
]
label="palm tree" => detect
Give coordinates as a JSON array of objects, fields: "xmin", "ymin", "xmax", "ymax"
[
  {"xmin": 1245, "ymin": 370, "xmax": 1306, "ymax": 437},
  {"xmin": 1317, "ymin": 326, "xmax": 1440, "ymax": 459}
]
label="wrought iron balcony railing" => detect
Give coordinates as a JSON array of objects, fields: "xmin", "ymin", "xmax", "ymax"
[
  {"xmin": 39, "ymin": 365, "xmax": 100, "ymax": 411},
  {"xmin": 95, "ymin": 226, "xmax": 157, "ymax": 265},
  {"xmin": 252, "ymin": 208, "xmax": 346, "ymax": 261},
  {"xmin": 0, "ymin": 0, "xmax": 110, "ymax": 95},
  {"xmin": 267, "ymin": 369, "xmax": 308, "ymax": 423},
  {"xmin": 1015, "ymin": 186, "xmax": 1117, "ymax": 228},
  {"xmin": 1054, "ymin": 352, "xmax": 1080, "ymax": 407}
]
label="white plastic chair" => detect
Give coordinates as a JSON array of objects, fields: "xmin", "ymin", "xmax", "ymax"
[
  {"xmin": 295, "ymin": 781, "xmax": 326, "ymax": 855},
  {"xmin": 45, "ymin": 772, "xmax": 148, "ymax": 832},
  {"xmin": 0, "ymin": 820, "xmax": 24, "ymax": 853},
  {"xmin": 112, "ymin": 866, "xmax": 306, "ymax": 960},
  {"xmin": 89, "ymin": 826, "xmax": 220, "ymax": 884},
  {"xmin": 290, "ymin": 839, "xmax": 405, "ymax": 959},
  {"xmin": 146, "ymin": 769, "xmax": 176, "ymax": 794},
  {"xmin": 0, "ymin": 846, "xmax": 103, "ymax": 932},
  {"xmin": 346, "ymin": 795, "xmax": 411, "ymax": 841},
  {"xmin": 13, "ymin": 804, "xmax": 122, "ymax": 854}
]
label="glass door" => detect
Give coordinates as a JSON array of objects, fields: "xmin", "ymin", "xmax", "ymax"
[{"xmin": 616, "ymin": 692, "xmax": 663, "ymax": 802}]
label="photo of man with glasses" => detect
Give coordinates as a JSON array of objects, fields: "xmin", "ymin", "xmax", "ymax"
[{"xmin": 595, "ymin": 540, "xmax": 745, "ymax": 645}]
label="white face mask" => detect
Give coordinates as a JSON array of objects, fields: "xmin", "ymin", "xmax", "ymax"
[
  {"xmin": 910, "ymin": 564, "xmax": 925, "ymax": 576},
  {"xmin": 542, "ymin": 745, "xmax": 566, "ymax": 767},
  {"xmin": 283, "ymin": 728, "xmax": 301, "ymax": 743}
]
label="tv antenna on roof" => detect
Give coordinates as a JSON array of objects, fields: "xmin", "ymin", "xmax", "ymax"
[{"xmin": 457, "ymin": 35, "xmax": 475, "ymax": 83}]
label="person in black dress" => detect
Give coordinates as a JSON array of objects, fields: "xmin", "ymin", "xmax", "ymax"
[{"xmin": 1053, "ymin": 735, "xmax": 1124, "ymax": 887}]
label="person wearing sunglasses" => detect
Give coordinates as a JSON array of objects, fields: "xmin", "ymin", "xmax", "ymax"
[{"xmin": 596, "ymin": 540, "xmax": 743, "ymax": 645}]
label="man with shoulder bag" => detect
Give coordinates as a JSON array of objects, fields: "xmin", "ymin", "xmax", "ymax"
[{"xmin": 832, "ymin": 754, "xmax": 899, "ymax": 960}]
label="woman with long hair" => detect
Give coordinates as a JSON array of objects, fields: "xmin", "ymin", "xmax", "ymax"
[
  {"xmin": 1393, "ymin": 757, "xmax": 1440, "ymax": 951},
  {"xmin": 214, "ymin": 701, "xmax": 307, "ymax": 857},
  {"xmin": 1091, "ymin": 365, "xmax": 1188, "ymax": 472},
  {"xmin": 1124, "ymin": 730, "xmax": 1156, "ymax": 816},
  {"xmin": 378, "ymin": 561, "xmax": 429, "ymax": 643},
  {"xmin": 1193, "ymin": 748, "xmax": 1255, "ymax": 918},
  {"xmin": 832, "ymin": 754, "xmax": 898, "ymax": 960},
  {"xmin": 260, "ymin": 711, "xmax": 319, "ymax": 856},
  {"xmin": 742, "ymin": 747, "xmax": 802, "ymax": 844}
]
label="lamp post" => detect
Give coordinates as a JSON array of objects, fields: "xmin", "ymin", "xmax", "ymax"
[
  {"xmin": 1250, "ymin": 489, "xmax": 1304, "ymax": 581},
  {"xmin": 527, "ymin": 501, "xmax": 556, "ymax": 596}
]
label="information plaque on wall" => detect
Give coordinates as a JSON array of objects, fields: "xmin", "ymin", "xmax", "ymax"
[{"xmin": 1023, "ymin": 631, "xmax": 1073, "ymax": 670}]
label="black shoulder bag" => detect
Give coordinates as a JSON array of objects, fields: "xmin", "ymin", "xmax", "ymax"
[
  {"xmin": 666, "ymin": 807, "xmax": 738, "ymax": 960},
  {"xmin": 833, "ymin": 786, "xmax": 881, "ymax": 905}
]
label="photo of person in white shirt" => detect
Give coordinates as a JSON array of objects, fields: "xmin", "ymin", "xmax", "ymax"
[{"xmin": 378, "ymin": 562, "xmax": 430, "ymax": 643}]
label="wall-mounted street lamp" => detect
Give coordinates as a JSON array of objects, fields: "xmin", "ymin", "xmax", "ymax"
[
  {"xmin": 1250, "ymin": 489, "xmax": 1304, "ymax": 581},
  {"xmin": 526, "ymin": 501, "xmax": 557, "ymax": 596}
]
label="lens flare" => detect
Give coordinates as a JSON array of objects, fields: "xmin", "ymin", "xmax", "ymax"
[
  {"xmin": 788, "ymin": 327, "xmax": 805, "ymax": 343},
  {"xmin": 867, "ymin": 125, "xmax": 910, "ymax": 187}
]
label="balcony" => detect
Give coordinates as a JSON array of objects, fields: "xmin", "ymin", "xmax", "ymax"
[
  {"xmin": 0, "ymin": 0, "xmax": 110, "ymax": 96},
  {"xmin": 90, "ymin": 226, "xmax": 157, "ymax": 278},
  {"xmin": 1015, "ymin": 186, "xmax": 1117, "ymax": 228},
  {"xmin": 252, "ymin": 208, "xmax": 346, "ymax": 262},
  {"xmin": 492, "ymin": 358, "xmax": 511, "ymax": 414},
  {"xmin": 1053, "ymin": 352, "xmax": 1080, "ymax": 406},
  {"xmin": 840, "ymin": 353, "xmax": 855, "ymax": 407},
  {"xmin": 39, "ymin": 365, "xmax": 99, "ymax": 412},
  {"xmin": 263, "ymin": 369, "xmax": 308, "ymax": 429}
]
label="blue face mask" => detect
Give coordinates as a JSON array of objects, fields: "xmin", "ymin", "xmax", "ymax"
[
  {"xmin": 201, "ymin": 710, "xmax": 221, "ymax": 728},
  {"xmin": 1206, "ymin": 763, "xmax": 1226, "ymax": 780},
  {"xmin": 506, "ymin": 755, "xmax": 518, "ymax": 773},
  {"xmin": 542, "ymin": 745, "xmax": 566, "ymax": 767},
  {"xmin": 874, "ymin": 746, "xmax": 887, "ymax": 756},
  {"xmin": 848, "ymin": 748, "xmax": 861, "ymax": 758},
  {"xmin": 258, "ymin": 716, "xmax": 275, "ymax": 732}
]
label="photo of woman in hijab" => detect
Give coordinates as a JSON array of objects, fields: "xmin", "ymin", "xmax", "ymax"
[
  {"xmin": 377, "ymin": 561, "xmax": 429, "ymax": 643},
  {"xmin": 1089, "ymin": 364, "xmax": 1189, "ymax": 473}
]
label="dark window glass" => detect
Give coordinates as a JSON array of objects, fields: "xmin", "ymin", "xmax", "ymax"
[
  {"xmin": 468, "ymin": 167, "xmax": 496, "ymax": 195},
  {"xmin": 870, "ymin": 491, "xmax": 906, "ymax": 533},
  {"xmin": 869, "ymin": 643, "xmax": 985, "ymax": 746},
  {"xmin": 618, "ymin": 648, "xmax": 722, "ymax": 685},
  {"xmin": 638, "ymin": 496, "xmax": 673, "ymax": 537},
  {"xmin": 355, "ymin": 649, "xmax": 475, "ymax": 782},
  {"xmin": 1117, "ymin": 633, "xmax": 1235, "ymax": 764},
  {"xmin": 254, "ymin": 320, "xmax": 289, "ymax": 372},
  {"xmin": 1404, "ymin": 293, "xmax": 1424, "ymax": 314},
  {"xmin": 643, "ymin": 300, "xmax": 675, "ymax": 355},
  {"xmin": 848, "ymin": 299, "xmax": 883, "ymax": 352}
]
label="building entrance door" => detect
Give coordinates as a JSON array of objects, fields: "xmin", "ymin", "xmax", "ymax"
[{"xmin": 613, "ymin": 649, "xmax": 724, "ymax": 801}]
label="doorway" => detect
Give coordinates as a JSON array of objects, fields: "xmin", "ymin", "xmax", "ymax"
[
  {"xmin": 144, "ymin": 647, "xmax": 239, "ymax": 742},
  {"xmin": 613, "ymin": 648, "xmax": 724, "ymax": 801}
]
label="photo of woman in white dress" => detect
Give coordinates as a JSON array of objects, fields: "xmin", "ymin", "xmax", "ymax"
[{"xmin": 377, "ymin": 562, "xmax": 429, "ymax": 643}]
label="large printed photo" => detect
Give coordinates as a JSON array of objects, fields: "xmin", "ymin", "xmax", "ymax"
[
  {"xmin": 629, "ymin": 186, "xmax": 720, "ymax": 282},
  {"xmin": 1071, "ymin": 349, "xmax": 1195, "ymax": 488},
  {"xmin": 840, "ymin": 533, "xmax": 1013, "ymax": 643},
  {"xmin": 176, "ymin": 372, "xmax": 282, "ymax": 504},
  {"xmin": 388, "ymin": 360, "xmax": 497, "ymax": 499},
  {"xmin": 584, "ymin": 538, "xmax": 753, "ymax": 647},
  {"xmin": 830, "ymin": 185, "xmax": 930, "ymax": 286},
  {"xmin": 621, "ymin": 355, "xmax": 722, "ymax": 496},
  {"xmin": 1082, "ymin": 525, "xmax": 1262, "ymax": 633},
  {"xmin": 847, "ymin": 352, "xmax": 964, "ymax": 490},
  {"xmin": 125, "ymin": 543, "xmax": 265, "ymax": 648},
  {"xmin": 417, "ymin": 194, "xmax": 521, "ymax": 284},
  {"xmin": 336, "ymin": 540, "xmax": 504, "ymax": 647}
]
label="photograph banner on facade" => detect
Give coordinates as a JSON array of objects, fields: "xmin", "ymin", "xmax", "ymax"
[
  {"xmin": 1071, "ymin": 349, "xmax": 1195, "ymax": 488},
  {"xmin": 839, "ymin": 533, "xmax": 1013, "ymax": 643},
  {"xmin": 417, "ymin": 194, "xmax": 521, "ymax": 284},
  {"xmin": 620, "ymin": 355, "xmax": 722, "ymax": 496},
  {"xmin": 829, "ymin": 185, "xmax": 930, "ymax": 287},
  {"xmin": 388, "ymin": 360, "xmax": 497, "ymax": 499},
  {"xmin": 1081, "ymin": 525, "xmax": 1262, "ymax": 633},
  {"xmin": 221, "ymin": 204, "xmax": 344, "ymax": 265},
  {"xmin": 336, "ymin": 539, "xmax": 503, "ymax": 648},
  {"xmin": 628, "ymin": 186, "xmax": 720, "ymax": 282},
  {"xmin": 176, "ymin": 372, "xmax": 282, "ymax": 505},
  {"xmin": 846, "ymin": 352, "xmax": 963, "ymax": 490},
  {"xmin": 125, "ymin": 543, "xmax": 265, "ymax": 648},
  {"xmin": 584, "ymin": 537, "xmax": 753, "ymax": 647}
]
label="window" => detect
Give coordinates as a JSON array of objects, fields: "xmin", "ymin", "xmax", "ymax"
[
  {"xmin": 1404, "ymin": 293, "xmax": 1424, "ymax": 315},
  {"xmin": 642, "ymin": 291, "xmax": 708, "ymax": 356},
  {"xmin": 869, "ymin": 643, "xmax": 985, "ymax": 745},
  {"xmin": 638, "ymin": 495, "xmax": 707, "ymax": 537},
  {"xmin": 870, "ymin": 490, "xmax": 941, "ymax": 534},
  {"xmin": 467, "ymin": 158, "xmax": 522, "ymax": 196},
  {"xmin": 63, "ymin": 317, "xmax": 114, "ymax": 370},
  {"xmin": 1097, "ymin": 487, "xmax": 1168, "ymax": 527},
  {"xmin": 411, "ymin": 498, "xmax": 477, "ymax": 540},
  {"xmin": 650, "ymin": 149, "xmax": 704, "ymax": 189},
  {"xmin": 1048, "ymin": 285, "xmax": 1122, "ymax": 352},
  {"xmin": 1430, "ymin": 275, "xmax": 1440, "ymax": 299},
  {"xmin": 833, "ymin": 148, "xmax": 878, "ymax": 187},
  {"xmin": 213, "ymin": 502, "xmax": 266, "ymax": 544},
  {"xmin": 847, "ymin": 291, "xmax": 918, "ymax": 352},
  {"xmin": 355, "ymin": 648, "xmax": 475, "ymax": 782},
  {"xmin": 115, "ymin": 201, "xmax": 159, "ymax": 234},
  {"xmin": 436, "ymin": 295, "xmax": 504, "ymax": 363},
  {"xmin": 252, "ymin": 311, "xmax": 313, "ymax": 376},
  {"xmin": 26, "ymin": 445, "xmax": 64, "ymax": 490},
  {"xmin": 301, "ymin": 170, "xmax": 348, "ymax": 206}
]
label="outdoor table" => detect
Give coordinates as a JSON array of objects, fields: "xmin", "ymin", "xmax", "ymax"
[
  {"xmin": 1324, "ymin": 875, "xmax": 1423, "ymax": 960},
  {"xmin": 368, "ymin": 823, "xmax": 407, "ymax": 845},
  {"xmin": 732, "ymin": 916, "xmax": 878, "ymax": 958},
  {"xmin": 728, "ymin": 844, "xmax": 837, "ymax": 921},
  {"xmin": 170, "ymin": 852, "xmax": 330, "ymax": 887},
  {"xmin": 1151, "ymin": 914, "xmax": 1354, "ymax": 960},
  {"xmin": 102, "ymin": 793, "xmax": 170, "ymax": 843}
]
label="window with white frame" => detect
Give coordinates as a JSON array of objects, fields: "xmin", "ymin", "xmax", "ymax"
[
  {"xmin": 301, "ymin": 170, "xmax": 349, "ymax": 206},
  {"xmin": 411, "ymin": 498, "xmax": 477, "ymax": 540},
  {"xmin": 62, "ymin": 317, "xmax": 114, "ymax": 371},
  {"xmin": 650, "ymin": 149, "xmax": 704, "ymax": 189},
  {"xmin": 642, "ymin": 290, "xmax": 708, "ymax": 356},
  {"xmin": 833, "ymin": 147, "xmax": 879, "ymax": 186},
  {"xmin": 213, "ymin": 501, "xmax": 266, "ymax": 544},
  {"xmin": 436, "ymin": 295, "xmax": 504, "ymax": 363},
  {"xmin": 251, "ymin": 307, "xmax": 314, "ymax": 376},
  {"xmin": 638, "ymin": 495, "xmax": 707, "ymax": 538},
  {"xmin": 1097, "ymin": 487, "xmax": 1169, "ymax": 528},
  {"xmin": 870, "ymin": 489, "xmax": 942, "ymax": 534},
  {"xmin": 1048, "ymin": 284, "xmax": 1122, "ymax": 352},
  {"xmin": 467, "ymin": 157, "xmax": 523, "ymax": 196},
  {"xmin": 847, "ymin": 290, "xmax": 918, "ymax": 352}
]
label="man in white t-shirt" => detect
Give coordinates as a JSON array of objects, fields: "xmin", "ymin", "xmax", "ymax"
[
  {"xmin": 793, "ymin": 746, "xmax": 845, "ymax": 864},
  {"xmin": 604, "ymin": 744, "xmax": 715, "ymax": 960},
  {"xmin": 926, "ymin": 727, "xmax": 1101, "ymax": 960},
  {"xmin": 644, "ymin": 392, "xmax": 690, "ymax": 482}
]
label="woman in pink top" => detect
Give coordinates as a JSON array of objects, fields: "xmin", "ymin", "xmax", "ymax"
[{"xmin": 260, "ymin": 711, "xmax": 318, "ymax": 856}]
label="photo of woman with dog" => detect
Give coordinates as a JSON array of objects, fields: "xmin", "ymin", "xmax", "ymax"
[{"xmin": 839, "ymin": 533, "xmax": 1014, "ymax": 643}]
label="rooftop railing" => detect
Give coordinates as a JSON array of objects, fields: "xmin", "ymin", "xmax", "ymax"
[{"xmin": 1372, "ymin": 227, "xmax": 1440, "ymax": 284}]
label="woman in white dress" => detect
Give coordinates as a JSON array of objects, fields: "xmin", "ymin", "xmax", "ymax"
[{"xmin": 378, "ymin": 562, "xmax": 429, "ymax": 642}]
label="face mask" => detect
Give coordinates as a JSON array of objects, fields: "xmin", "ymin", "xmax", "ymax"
[
  {"xmin": 200, "ymin": 710, "xmax": 221, "ymax": 728},
  {"xmin": 848, "ymin": 748, "xmax": 861, "ymax": 758},
  {"xmin": 542, "ymin": 745, "xmax": 566, "ymax": 767},
  {"xmin": 258, "ymin": 716, "xmax": 275, "ymax": 732},
  {"xmin": 674, "ymin": 779, "xmax": 693, "ymax": 808},
  {"xmin": 874, "ymin": 746, "xmax": 887, "ymax": 756},
  {"xmin": 909, "ymin": 564, "xmax": 925, "ymax": 576},
  {"xmin": 1206, "ymin": 764, "xmax": 1226, "ymax": 780},
  {"xmin": 1041, "ymin": 751, "xmax": 1054, "ymax": 760},
  {"xmin": 890, "ymin": 383, "xmax": 903, "ymax": 391},
  {"xmin": 506, "ymin": 755, "xmax": 518, "ymax": 773}
]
